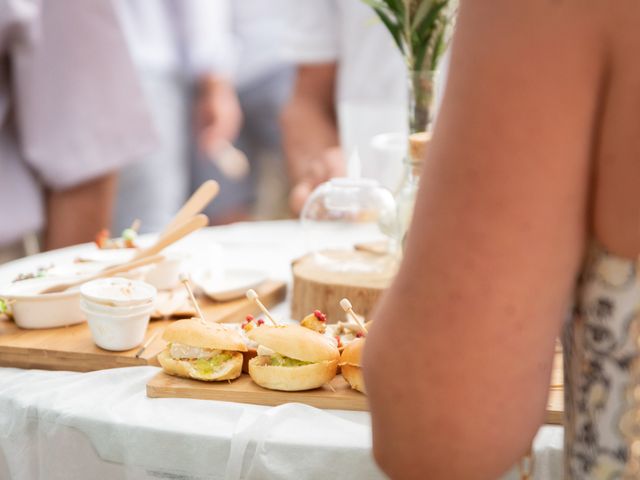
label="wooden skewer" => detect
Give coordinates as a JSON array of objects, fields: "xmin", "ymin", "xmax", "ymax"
[
  {"xmin": 180, "ymin": 274, "xmax": 206, "ymax": 324},
  {"xmin": 135, "ymin": 330, "xmax": 160, "ymax": 358},
  {"xmin": 246, "ymin": 289, "xmax": 278, "ymax": 326},
  {"xmin": 339, "ymin": 298, "xmax": 367, "ymax": 334}
]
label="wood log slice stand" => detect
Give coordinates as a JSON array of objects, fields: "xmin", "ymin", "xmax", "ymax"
[{"xmin": 291, "ymin": 249, "xmax": 398, "ymax": 323}]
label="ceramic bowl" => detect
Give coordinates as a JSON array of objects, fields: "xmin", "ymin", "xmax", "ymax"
[
  {"xmin": 0, "ymin": 277, "xmax": 85, "ymax": 329},
  {"xmin": 81, "ymin": 302, "xmax": 153, "ymax": 351}
]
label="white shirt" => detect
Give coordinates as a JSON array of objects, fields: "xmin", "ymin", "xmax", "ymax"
[
  {"xmin": 283, "ymin": 0, "xmax": 408, "ymax": 185},
  {"xmin": 0, "ymin": 0, "xmax": 157, "ymax": 246},
  {"xmin": 115, "ymin": 0, "xmax": 236, "ymax": 78},
  {"xmin": 232, "ymin": 0, "xmax": 292, "ymax": 89}
]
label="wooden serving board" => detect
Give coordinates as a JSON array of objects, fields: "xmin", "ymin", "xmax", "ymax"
[
  {"xmin": 546, "ymin": 348, "xmax": 564, "ymax": 425},
  {"xmin": 0, "ymin": 280, "xmax": 286, "ymax": 373},
  {"xmin": 147, "ymin": 371, "xmax": 369, "ymax": 411},
  {"xmin": 147, "ymin": 349, "xmax": 564, "ymax": 422}
]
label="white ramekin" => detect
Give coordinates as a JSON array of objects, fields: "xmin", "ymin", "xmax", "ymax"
[
  {"xmin": 80, "ymin": 278, "xmax": 156, "ymax": 307},
  {"xmin": 79, "ymin": 278, "xmax": 156, "ymax": 351},
  {"xmin": 80, "ymin": 301, "xmax": 154, "ymax": 351}
]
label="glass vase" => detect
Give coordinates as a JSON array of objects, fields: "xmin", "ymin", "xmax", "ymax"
[{"xmin": 395, "ymin": 70, "xmax": 436, "ymax": 250}]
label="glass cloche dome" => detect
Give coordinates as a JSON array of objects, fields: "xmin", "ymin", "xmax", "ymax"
[{"xmin": 300, "ymin": 177, "xmax": 398, "ymax": 273}]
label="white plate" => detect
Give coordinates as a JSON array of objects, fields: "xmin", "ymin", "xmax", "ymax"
[
  {"xmin": 193, "ymin": 268, "xmax": 268, "ymax": 302},
  {"xmin": 76, "ymin": 249, "xmax": 136, "ymax": 265}
]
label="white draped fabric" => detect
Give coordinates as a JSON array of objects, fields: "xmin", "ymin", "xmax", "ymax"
[{"xmin": 0, "ymin": 221, "xmax": 563, "ymax": 479}]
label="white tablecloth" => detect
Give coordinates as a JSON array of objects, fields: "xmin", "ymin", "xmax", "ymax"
[{"xmin": 0, "ymin": 221, "xmax": 564, "ymax": 479}]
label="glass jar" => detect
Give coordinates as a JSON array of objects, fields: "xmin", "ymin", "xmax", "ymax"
[
  {"xmin": 395, "ymin": 69, "xmax": 437, "ymax": 251},
  {"xmin": 396, "ymin": 133, "xmax": 429, "ymax": 250}
]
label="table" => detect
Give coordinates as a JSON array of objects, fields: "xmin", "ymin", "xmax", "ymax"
[{"xmin": 0, "ymin": 221, "xmax": 564, "ymax": 479}]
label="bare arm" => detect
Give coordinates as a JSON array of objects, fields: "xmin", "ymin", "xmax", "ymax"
[
  {"xmin": 196, "ymin": 74, "xmax": 243, "ymax": 154},
  {"xmin": 280, "ymin": 63, "xmax": 345, "ymax": 213},
  {"xmin": 44, "ymin": 174, "xmax": 117, "ymax": 250},
  {"xmin": 364, "ymin": 1, "xmax": 607, "ymax": 478}
]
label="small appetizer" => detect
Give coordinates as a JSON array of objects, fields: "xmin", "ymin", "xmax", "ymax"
[
  {"xmin": 238, "ymin": 314, "xmax": 264, "ymax": 372},
  {"xmin": 158, "ymin": 318, "xmax": 247, "ymax": 381},
  {"xmin": 298, "ymin": 308, "xmax": 368, "ymax": 351},
  {"xmin": 339, "ymin": 337, "xmax": 366, "ymax": 394},
  {"xmin": 95, "ymin": 221, "xmax": 139, "ymax": 249},
  {"xmin": 300, "ymin": 309, "xmax": 327, "ymax": 334},
  {"xmin": 246, "ymin": 325, "xmax": 340, "ymax": 391},
  {"xmin": 326, "ymin": 321, "xmax": 367, "ymax": 349}
]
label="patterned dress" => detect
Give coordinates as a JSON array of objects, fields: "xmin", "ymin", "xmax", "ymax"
[{"xmin": 564, "ymin": 241, "xmax": 640, "ymax": 479}]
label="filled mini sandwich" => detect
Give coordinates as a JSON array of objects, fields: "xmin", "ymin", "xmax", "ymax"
[
  {"xmin": 246, "ymin": 325, "xmax": 340, "ymax": 391},
  {"xmin": 339, "ymin": 337, "xmax": 365, "ymax": 394},
  {"xmin": 158, "ymin": 318, "xmax": 247, "ymax": 381}
]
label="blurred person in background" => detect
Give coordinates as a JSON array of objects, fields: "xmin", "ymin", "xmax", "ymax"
[
  {"xmin": 0, "ymin": 0, "xmax": 156, "ymax": 264},
  {"xmin": 281, "ymin": 0, "xmax": 407, "ymax": 214},
  {"xmin": 193, "ymin": 0, "xmax": 295, "ymax": 223},
  {"xmin": 113, "ymin": 0, "xmax": 242, "ymax": 233}
]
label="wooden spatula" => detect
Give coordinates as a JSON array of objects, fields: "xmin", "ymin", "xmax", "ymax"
[
  {"xmin": 160, "ymin": 181, "xmax": 219, "ymax": 237},
  {"xmin": 132, "ymin": 214, "xmax": 209, "ymax": 262}
]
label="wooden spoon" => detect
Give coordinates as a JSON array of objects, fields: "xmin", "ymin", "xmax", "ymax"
[
  {"xmin": 132, "ymin": 214, "xmax": 209, "ymax": 261},
  {"xmin": 39, "ymin": 254, "xmax": 165, "ymax": 294},
  {"xmin": 160, "ymin": 180, "xmax": 219, "ymax": 237}
]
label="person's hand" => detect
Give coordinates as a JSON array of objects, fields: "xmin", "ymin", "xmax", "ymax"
[
  {"xmin": 195, "ymin": 74, "xmax": 243, "ymax": 156},
  {"xmin": 289, "ymin": 146, "xmax": 346, "ymax": 214}
]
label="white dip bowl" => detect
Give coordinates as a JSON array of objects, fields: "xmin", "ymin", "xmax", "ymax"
[
  {"xmin": 143, "ymin": 251, "xmax": 186, "ymax": 291},
  {"xmin": 80, "ymin": 278, "xmax": 156, "ymax": 351},
  {"xmin": 0, "ymin": 277, "xmax": 85, "ymax": 329}
]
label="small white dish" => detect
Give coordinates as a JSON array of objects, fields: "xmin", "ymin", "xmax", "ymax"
[
  {"xmin": 0, "ymin": 277, "xmax": 85, "ymax": 329},
  {"xmin": 193, "ymin": 267, "xmax": 267, "ymax": 302},
  {"xmin": 81, "ymin": 302, "xmax": 153, "ymax": 351},
  {"xmin": 80, "ymin": 278, "xmax": 156, "ymax": 307},
  {"xmin": 143, "ymin": 252, "xmax": 186, "ymax": 291}
]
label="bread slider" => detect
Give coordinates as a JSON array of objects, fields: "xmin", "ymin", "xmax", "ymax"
[
  {"xmin": 247, "ymin": 325, "xmax": 339, "ymax": 391},
  {"xmin": 158, "ymin": 318, "xmax": 247, "ymax": 381},
  {"xmin": 339, "ymin": 337, "xmax": 365, "ymax": 394}
]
